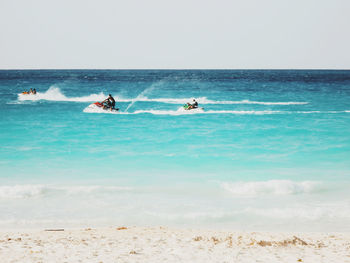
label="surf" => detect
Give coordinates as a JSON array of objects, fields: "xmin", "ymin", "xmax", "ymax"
[
  {"xmin": 220, "ymin": 180, "xmax": 322, "ymax": 197},
  {"xmin": 0, "ymin": 184, "xmax": 132, "ymax": 200}
]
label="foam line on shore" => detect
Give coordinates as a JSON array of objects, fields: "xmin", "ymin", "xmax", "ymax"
[
  {"xmin": 220, "ymin": 180, "xmax": 322, "ymax": 196},
  {"xmin": 0, "ymin": 180, "xmax": 325, "ymax": 200},
  {"xmin": 0, "ymin": 185, "xmax": 132, "ymax": 199}
]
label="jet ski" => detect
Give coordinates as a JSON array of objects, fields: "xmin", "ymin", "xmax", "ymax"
[
  {"xmin": 21, "ymin": 90, "xmax": 37, "ymax": 95},
  {"xmin": 183, "ymin": 104, "xmax": 204, "ymax": 111},
  {"xmin": 21, "ymin": 91, "xmax": 35, "ymax": 95},
  {"xmin": 88, "ymin": 102, "xmax": 119, "ymax": 111}
]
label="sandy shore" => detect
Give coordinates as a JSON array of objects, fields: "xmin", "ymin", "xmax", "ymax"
[{"xmin": 0, "ymin": 226, "xmax": 349, "ymax": 262}]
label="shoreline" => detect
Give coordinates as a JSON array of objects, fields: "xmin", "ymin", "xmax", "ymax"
[{"xmin": 1, "ymin": 226, "xmax": 350, "ymax": 262}]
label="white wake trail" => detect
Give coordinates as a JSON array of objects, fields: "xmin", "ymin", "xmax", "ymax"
[
  {"xmin": 120, "ymin": 97, "xmax": 309, "ymax": 105},
  {"xmin": 84, "ymin": 106, "xmax": 350, "ymax": 115},
  {"xmin": 18, "ymin": 87, "xmax": 309, "ymax": 106},
  {"xmin": 18, "ymin": 86, "xmax": 107, "ymax": 102}
]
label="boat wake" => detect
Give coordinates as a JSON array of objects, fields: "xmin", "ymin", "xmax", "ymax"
[
  {"xmin": 130, "ymin": 97, "xmax": 309, "ymax": 105},
  {"xmin": 18, "ymin": 86, "xmax": 107, "ymax": 102},
  {"xmin": 84, "ymin": 106, "xmax": 350, "ymax": 115},
  {"xmin": 18, "ymin": 87, "xmax": 308, "ymax": 105}
]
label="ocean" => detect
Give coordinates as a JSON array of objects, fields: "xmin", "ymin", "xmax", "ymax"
[{"xmin": 0, "ymin": 70, "xmax": 349, "ymax": 231}]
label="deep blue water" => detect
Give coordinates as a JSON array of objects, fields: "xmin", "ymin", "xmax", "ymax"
[{"xmin": 0, "ymin": 70, "xmax": 350, "ymax": 231}]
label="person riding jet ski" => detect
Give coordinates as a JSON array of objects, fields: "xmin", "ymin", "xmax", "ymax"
[
  {"xmin": 22, "ymin": 88, "xmax": 36, "ymax": 95},
  {"xmin": 101, "ymin": 94, "xmax": 116, "ymax": 111},
  {"xmin": 185, "ymin": 99, "xmax": 198, "ymax": 110},
  {"xmin": 191, "ymin": 99, "xmax": 198, "ymax": 109}
]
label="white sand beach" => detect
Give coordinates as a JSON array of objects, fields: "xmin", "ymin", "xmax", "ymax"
[{"xmin": 0, "ymin": 226, "xmax": 349, "ymax": 263}]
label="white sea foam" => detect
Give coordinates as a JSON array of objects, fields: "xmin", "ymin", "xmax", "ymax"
[
  {"xmin": 0, "ymin": 185, "xmax": 132, "ymax": 200},
  {"xmin": 137, "ymin": 97, "xmax": 309, "ymax": 105},
  {"xmin": 124, "ymin": 85, "xmax": 157, "ymax": 111},
  {"xmin": 84, "ymin": 105, "xmax": 282, "ymax": 115},
  {"xmin": 83, "ymin": 104, "xmax": 131, "ymax": 114},
  {"xmin": 84, "ymin": 106, "xmax": 350, "ymax": 115},
  {"xmin": 293, "ymin": 110, "xmax": 350, "ymax": 114},
  {"xmin": 133, "ymin": 109, "xmax": 282, "ymax": 115},
  {"xmin": 221, "ymin": 180, "xmax": 321, "ymax": 196},
  {"xmin": 148, "ymin": 205, "xmax": 350, "ymax": 222},
  {"xmin": 0, "ymin": 185, "xmax": 48, "ymax": 199},
  {"xmin": 18, "ymin": 86, "xmax": 107, "ymax": 102},
  {"xmin": 244, "ymin": 204, "xmax": 350, "ymax": 220},
  {"xmin": 1, "ymin": 183, "xmax": 349, "ymax": 231},
  {"xmin": 133, "ymin": 108, "xmax": 206, "ymax": 115},
  {"xmin": 0, "ymin": 181, "xmax": 322, "ymax": 200},
  {"xmin": 17, "ymin": 87, "xmax": 308, "ymax": 105},
  {"xmin": 120, "ymin": 96, "xmax": 308, "ymax": 105}
]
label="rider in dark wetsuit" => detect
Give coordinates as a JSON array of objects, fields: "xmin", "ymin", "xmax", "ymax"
[
  {"xmin": 108, "ymin": 94, "xmax": 116, "ymax": 109},
  {"xmin": 102, "ymin": 94, "xmax": 116, "ymax": 111},
  {"xmin": 186, "ymin": 99, "xmax": 198, "ymax": 110},
  {"xmin": 191, "ymin": 99, "xmax": 198, "ymax": 108}
]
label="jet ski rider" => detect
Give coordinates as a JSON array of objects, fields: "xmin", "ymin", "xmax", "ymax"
[
  {"xmin": 102, "ymin": 94, "xmax": 116, "ymax": 111},
  {"xmin": 192, "ymin": 99, "xmax": 198, "ymax": 108},
  {"xmin": 187, "ymin": 99, "xmax": 198, "ymax": 110}
]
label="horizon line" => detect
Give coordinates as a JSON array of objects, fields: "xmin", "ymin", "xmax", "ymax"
[{"xmin": 0, "ymin": 68, "xmax": 349, "ymax": 71}]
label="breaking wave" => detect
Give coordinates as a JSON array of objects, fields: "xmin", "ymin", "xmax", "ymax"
[
  {"xmin": 0, "ymin": 185, "xmax": 132, "ymax": 200},
  {"xmin": 244, "ymin": 205, "xmax": 350, "ymax": 220},
  {"xmin": 221, "ymin": 180, "xmax": 322, "ymax": 196}
]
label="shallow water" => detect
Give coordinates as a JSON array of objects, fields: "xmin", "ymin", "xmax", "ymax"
[{"xmin": 1, "ymin": 70, "xmax": 350, "ymax": 231}]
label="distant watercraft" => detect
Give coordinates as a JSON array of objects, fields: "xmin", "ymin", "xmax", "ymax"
[{"xmin": 21, "ymin": 91, "xmax": 36, "ymax": 95}]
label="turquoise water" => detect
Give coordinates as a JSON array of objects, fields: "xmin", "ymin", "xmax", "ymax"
[{"xmin": 0, "ymin": 70, "xmax": 350, "ymax": 231}]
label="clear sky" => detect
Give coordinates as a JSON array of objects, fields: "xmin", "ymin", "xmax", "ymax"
[{"xmin": 1, "ymin": 0, "xmax": 349, "ymax": 69}]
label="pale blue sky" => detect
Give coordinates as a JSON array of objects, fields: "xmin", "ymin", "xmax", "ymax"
[{"xmin": 1, "ymin": 0, "xmax": 349, "ymax": 69}]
